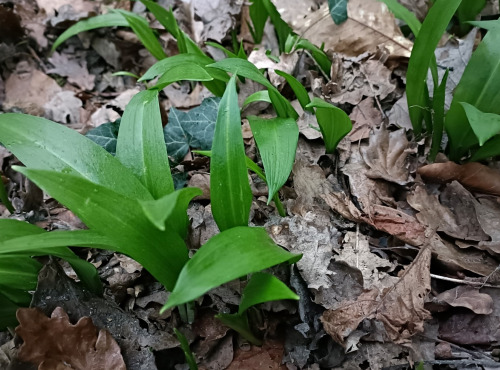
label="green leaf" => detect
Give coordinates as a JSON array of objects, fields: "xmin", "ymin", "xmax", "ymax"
[
  {"xmin": 112, "ymin": 71, "xmax": 140, "ymax": 79},
  {"xmin": 445, "ymin": 19, "xmax": 500, "ymax": 160},
  {"xmin": 174, "ymin": 329, "xmax": 198, "ymax": 370},
  {"xmin": 275, "ymin": 70, "xmax": 312, "ymax": 112},
  {"xmin": 457, "ymin": 0, "xmax": 486, "ymax": 35},
  {"xmin": 379, "ymin": 0, "xmax": 421, "ymax": 35},
  {"xmin": 429, "ymin": 69, "xmax": 449, "ymax": 162},
  {"xmin": 152, "ymin": 63, "xmax": 213, "ymax": 90},
  {"xmin": 0, "ymin": 114, "xmax": 151, "ymax": 200},
  {"xmin": 113, "ymin": 9, "xmax": 166, "ymax": 60},
  {"xmin": 0, "ymin": 291, "xmax": 21, "ymax": 329},
  {"xmin": 406, "ymin": 0, "xmax": 462, "ymax": 136},
  {"xmin": 248, "ymin": 117, "xmax": 298, "ymax": 202},
  {"xmin": 52, "ymin": 13, "xmax": 129, "ymax": 51},
  {"xmin": 14, "ymin": 168, "xmax": 189, "ymax": 291},
  {"xmin": 140, "ymin": 187, "xmax": 202, "ymax": 237},
  {"xmin": 116, "ymin": 90, "xmax": 174, "ymax": 198},
  {"xmin": 216, "ymin": 312, "xmax": 261, "ymax": 345},
  {"xmin": 460, "ymin": 103, "xmax": 500, "ymax": 146},
  {"xmin": 85, "ymin": 119, "xmax": 120, "ymax": 155},
  {"xmin": 210, "ymin": 76, "xmax": 252, "ymax": 231},
  {"xmin": 162, "ymin": 226, "xmax": 301, "ymax": 310},
  {"xmin": 206, "ymin": 41, "xmax": 238, "ymax": 58},
  {"xmin": 293, "ymin": 38, "xmax": 332, "ymax": 76},
  {"xmin": 327, "ymin": 0, "xmax": 348, "ymax": 25},
  {"xmin": 243, "ymin": 90, "xmax": 271, "ymax": 108},
  {"xmin": 260, "ymin": 0, "xmax": 293, "ymax": 52},
  {"xmin": 238, "ymin": 272, "xmax": 299, "ymax": 314},
  {"xmin": 470, "ymin": 135, "xmax": 500, "ymax": 161},
  {"xmin": 249, "ymin": 0, "xmax": 268, "ymax": 44},
  {"xmin": 164, "ymin": 97, "xmax": 220, "ymax": 163},
  {"xmin": 306, "ymin": 98, "xmax": 352, "ymax": 153},
  {"xmin": 140, "ymin": 54, "xmax": 215, "ymax": 82},
  {"xmin": 0, "ymin": 219, "xmax": 46, "ymax": 241}
]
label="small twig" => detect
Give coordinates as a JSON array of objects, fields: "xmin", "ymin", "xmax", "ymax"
[{"xmin": 430, "ymin": 273, "xmax": 500, "ymax": 289}]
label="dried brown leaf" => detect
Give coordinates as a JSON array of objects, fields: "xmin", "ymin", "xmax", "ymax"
[
  {"xmin": 418, "ymin": 161, "xmax": 500, "ymax": 197},
  {"xmin": 348, "ymin": 97, "xmax": 383, "ymax": 141},
  {"xmin": 436, "ymin": 286, "xmax": 493, "ymax": 315},
  {"xmin": 16, "ymin": 307, "xmax": 126, "ymax": 370}
]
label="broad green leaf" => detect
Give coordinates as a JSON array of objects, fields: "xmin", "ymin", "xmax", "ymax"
[
  {"xmin": 174, "ymin": 329, "xmax": 198, "ymax": 370},
  {"xmin": 140, "ymin": 54, "xmax": 216, "ymax": 81},
  {"xmin": 445, "ymin": 19, "xmax": 500, "ymax": 160},
  {"xmin": 206, "ymin": 41, "xmax": 238, "ymax": 58},
  {"xmin": 116, "ymin": 90, "xmax": 174, "ymax": 198},
  {"xmin": 210, "ymin": 76, "xmax": 252, "ymax": 231},
  {"xmin": 457, "ymin": 0, "xmax": 486, "ymax": 35},
  {"xmin": 14, "ymin": 168, "xmax": 189, "ymax": 291},
  {"xmin": 0, "ymin": 256, "xmax": 40, "ymax": 295},
  {"xmin": 0, "ymin": 219, "xmax": 46, "ymax": 241},
  {"xmin": 249, "ymin": 0, "xmax": 268, "ymax": 43},
  {"xmin": 260, "ymin": 0, "xmax": 293, "ymax": 52},
  {"xmin": 0, "ymin": 114, "xmax": 151, "ymax": 200},
  {"xmin": 164, "ymin": 97, "xmax": 220, "ymax": 163},
  {"xmin": 406, "ymin": 0, "xmax": 462, "ymax": 136},
  {"xmin": 243, "ymin": 90, "xmax": 271, "ymax": 107},
  {"xmin": 306, "ymin": 98, "xmax": 352, "ymax": 153},
  {"xmin": 140, "ymin": 187, "xmax": 202, "ymax": 237},
  {"xmin": 285, "ymin": 35, "xmax": 331, "ymax": 76},
  {"xmin": 163, "ymin": 226, "xmax": 302, "ymax": 309},
  {"xmin": 275, "ymin": 70, "xmax": 312, "ymax": 112},
  {"xmin": 52, "ymin": 13, "xmax": 129, "ymax": 51},
  {"xmin": 85, "ymin": 119, "xmax": 120, "ymax": 155},
  {"xmin": 379, "ymin": 0, "xmax": 421, "ymax": 35},
  {"xmin": 429, "ymin": 69, "xmax": 449, "ymax": 162},
  {"xmin": 0, "ymin": 178, "xmax": 13, "ymax": 213},
  {"xmin": 328, "ymin": 0, "xmax": 348, "ymax": 25},
  {"xmin": 113, "ymin": 9, "xmax": 166, "ymax": 60},
  {"xmin": 238, "ymin": 272, "xmax": 299, "ymax": 314},
  {"xmin": 268, "ymin": 88, "xmax": 298, "ymax": 119},
  {"xmin": 152, "ymin": 63, "xmax": 213, "ymax": 90},
  {"xmin": 248, "ymin": 116, "xmax": 298, "ymax": 202},
  {"xmin": 470, "ymin": 135, "xmax": 500, "ymax": 161},
  {"xmin": 0, "ymin": 291, "xmax": 20, "ymax": 329},
  {"xmin": 216, "ymin": 312, "xmax": 261, "ymax": 345},
  {"xmin": 461, "ymin": 103, "xmax": 500, "ymax": 146}
]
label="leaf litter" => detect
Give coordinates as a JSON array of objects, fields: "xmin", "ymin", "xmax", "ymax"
[{"xmin": 2, "ymin": 0, "xmax": 500, "ymax": 368}]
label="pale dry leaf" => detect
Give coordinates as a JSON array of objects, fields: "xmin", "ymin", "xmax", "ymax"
[
  {"xmin": 474, "ymin": 197, "xmax": 500, "ymax": 254},
  {"xmin": 348, "ymin": 97, "xmax": 383, "ymax": 141},
  {"xmin": 387, "ymin": 92, "xmax": 413, "ymax": 131},
  {"xmin": 247, "ymin": 48, "xmax": 299, "ymax": 88},
  {"xmin": 298, "ymin": 0, "xmax": 413, "ymax": 59},
  {"xmin": 192, "ymin": 0, "xmax": 242, "ymax": 42},
  {"xmin": 436, "ymin": 286, "xmax": 493, "ymax": 315},
  {"xmin": 47, "ymin": 52, "xmax": 95, "ymax": 91},
  {"xmin": 418, "ymin": 162, "xmax": 500, "ymax": 197},
  {"xmin": 44, "ymin": 91, "xmax": 82, "ymax": 125},
  {"xmin": 361, "ymin": 124, "xmax": 416, "ymax": 186},
  {"xmin": 188, "ymin": 173, "xmax": 211, "ymax": 200},
  {"xmin": 297, "ymin": 111, "xmax": 323, "ymax": 140},
  {"xmin": 16, "ymin": 307, "xmax": 126, "ymax": 370}
]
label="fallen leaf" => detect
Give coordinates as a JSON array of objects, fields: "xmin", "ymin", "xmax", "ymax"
[
  {"xmin": 16, "ymin": 307, "xmax": 126, "ymax": 370},
  {"xmin": 44, "ymin": 91, "xmax": 82, "ymax": 125},
  {"xmin": 297, "ymin": 0, "xmax": 413, "ymax": 59},
  {"xmin": 226, "ymin": 338, "xmax": 286, "ymax": 370},
  {"xmin": 418, "ymin": 161, "xmax": 500, "ymax": 197},
  {"xmin": 47, "ymin": 52, "xmax": 95, "ymax": 91},
  {"xmin": 348, "ymin": 97, "xmax": 383, "ymax": 141},
  {"xmin": 361, "ymin": 124, "xmax": 416, "ymax": 186},
  {"xmin": 436, "ymin": 286, "xmax": 493, "ymax": 315},
  {"xmin": 192, "ymin": 0, "xmax": 242, "ymax": 42},
  {"xmin": 474, "ymin": 197, "xmax": 500, "ymax": 253}
]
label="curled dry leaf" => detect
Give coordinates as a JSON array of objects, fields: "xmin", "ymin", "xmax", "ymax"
[
  {"xmin": 16, "ymin": 307, "xmax": 126, "ymax": 370},
  {"xmin": 348, "ymin": 97, "xmax": 383, "ymax": 142},
  {"xmin": 322, "ymin": 247, "xmax": 431, "ymax": 345},
  {"xmin": 436, "ymin": 286, "xmax": 493, "ymax": 315},
  {"xmin": 297, "ymin": 0, "xmax": 413, "ymax": 59},
  {"xmin": 418, "ymin": 161, "xmax": 500, "ymax": 197}
]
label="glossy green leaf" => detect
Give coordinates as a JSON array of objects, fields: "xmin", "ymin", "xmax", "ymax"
[
  {"xmin": 140, "ymin": 54, "xmax": 215, "ymax": 81},
  {"xmin": 379, "ymin": 0, "xmax": 421, "ymax": 35},
  {"xmin": 0, "ymin": 178, "xmax": 13, "ymax": 213},
  {"xmin": 328, "ymin": 0, "xmax": 348, "ymax": 24},
  {"xmin": 0, "ymin": 291, "xmax": 21, "ymax": 329},
  {"xmin": 286, "ymin": 36, "xmax": 332, "ymax": 76},
  {"xmin": 243, "ymin": 90, "xmax": 271, "ymax": 108},
  {"xmin": 216, "ymin": 311, "xmax": 261, "ymax": 345},
  {"xmin": 238, "ymin": 272, "xmax": 299, "ymax": 314},
  {"xmin": 152, "ymin": 63, "xmax": 213, "ymax": 90},
  {"xmin": 248, "ymin": 116, "xmax": 298, "ymax": 202},
  {"xmin": 205, "ymin": 41, "xmax": 238, "ymax": 58},
  {"xmin": 163, "ymin": 226, "xmax": 302, "ymax": 310},
  {"xmin": 470, "ymin": 136, "xmax": 500, "ymax": 161},
  {"xmin": 429, "ymin": 69, "xmax": 448, "ymax": 162},
  {"xmin": 210, "ymin": 76, "xmax": 252, "ymax": 231},
  {"xmin": 140, "ymin": 187, "xmax": 202, "ymax": 237},
  {"xmin": 275, "ymin": 70, "xmax": 312, "ymax": 112},
  {"xmin": 14, "ymin": 168, "xmax": 188, "ymax": 291},
  {"xmin": 113, "ymin": 9, "xmax": 166, "ymax": 60},
  {"xmin": 116, "ymin": 90, "xmax": 174, "ymax": 198},
  {"xmin": 306, "ymin": 98, "xmax": 352, "ymax": 153},
  {"xmin": 461, "ymin": 103, "xmax": 500, "ymax": 146},
  {"xmin": 445, "ymin": 19, "xmax": 500, "ymax": 160},
  {"xmin": 249, "ymin": 0, "xmax": 267, "ymax": 43},
  {"xmin": 85, "ymin": 119, "xmax": 120, "ymax": 155},
  {"xmin": 174, "ymin": 329, "xmax": 198, "ymax": 370},
  {"xmin": 0, "ymin": 114, "xmax": 151, "ymax": 200},
  {"xmin": 406, "ymin": 0, "xmax": 461, "ymax": 136},
  {"xmin": 457, "ymin": 0, "xmax": 486, "ymax": 35},
  {"xmin": 0, "ymin": 219, "xmax": 46, "ymax": 241},
  {"xmin": 52, "ymin": 13, "xmax": 129, "ymax": 51}
]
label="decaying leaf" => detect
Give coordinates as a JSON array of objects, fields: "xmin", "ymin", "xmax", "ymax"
[
  {"xmin": 322, "ymin": 247, "xmax": 431, "ymax": 345},
  {"xmin": 47, "ymin": 52, "xmax": 96, "ymax": 91},
  {"xmin": 348, "ymin": 97, "xmax": 383, "ymax": 141},
  {"xmin": 436, "ymin": 286, "xmax": 493, "ymax": 315},
  {"xmin": 361, "ymin": 124, "xmax": 416, "ymax": 186},
  {"xmin": 297, "ymin": 0, "xmax": 413, "ymax": 59},
  {"xmin": 16, "ymin": 307, "xmax": 126, "ymax": 370},
  {"xmin": 226, "ymin": 338, "xmax": 285, "ymax": 370},
  {"xmin": 418, "ymin": 161, "xmax": 500, "ymax": 197}
]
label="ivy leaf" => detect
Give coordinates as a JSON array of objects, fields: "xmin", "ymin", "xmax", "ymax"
[
  {"xmin": 85, "ymin": 119, "xmax": 120, "ymax": 155},
  {"xmin": 328, "ymin": 0, "xmax": 348, "ymax": 25},
  {"xmin": 164, "ymin": 97, "xmax": 220, "ymax": 163}
]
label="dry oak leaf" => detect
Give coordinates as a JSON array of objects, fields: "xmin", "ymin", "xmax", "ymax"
[
  {"xmin": 322, "ymin": 247, "xmax": 431, "ymax": 345},
  {"xmin": 16, "ymin": 307, "xmax": 126, "ymax": 370},
  {"xmin": 418, "ymin": 161, "xmax": 500, "ymax": 197},
  {"xmin": 436, "ymin": 286, "xmax": 493, "ymax": 315}
]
